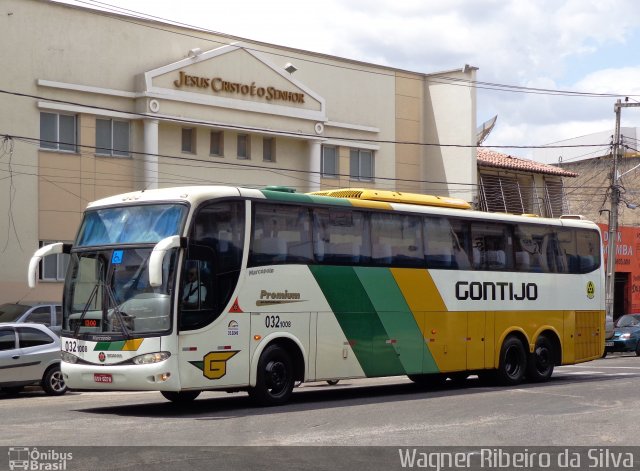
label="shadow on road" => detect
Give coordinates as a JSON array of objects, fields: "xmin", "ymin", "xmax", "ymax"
[{"xmin": 67, "ymin": 365, "xmax": 638, "ymax": 419}]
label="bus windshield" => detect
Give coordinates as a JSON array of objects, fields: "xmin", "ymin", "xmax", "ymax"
[
  {"xmin": 62, "ymin": 203, "xmax": 187, "ymax": 337},
  {"xmin": 63, "ymin": 247, "xmax": 178, "ymax": 337},
  {"xmin": 76, "ymin": 203, "xmax": 187, "ymax": 247}
]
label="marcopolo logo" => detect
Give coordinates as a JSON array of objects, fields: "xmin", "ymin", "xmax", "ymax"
[{"xmin": 8, "ymin": 447, "xmax": 72, "ymax": 471}]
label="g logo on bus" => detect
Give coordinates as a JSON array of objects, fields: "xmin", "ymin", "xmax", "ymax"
[
  {"xmin": 189, "ymin": 351, "xmax": 239, "ymax": 380},
  {"xmin": 586, "ymin": 281, "xmax": 595, "ymax": 299}
]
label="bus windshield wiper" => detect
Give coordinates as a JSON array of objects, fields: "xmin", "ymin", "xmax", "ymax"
[
  {"xmin": 72, "ymin": 283, "xmax": 100, "ymax": 338},
  {"xmin": 105, "ymin": 284, "xmax": 131, "ymax": 339}
]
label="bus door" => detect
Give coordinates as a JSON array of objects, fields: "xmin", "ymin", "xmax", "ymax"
[{"xmin": 176, "ymin": 199, "xmax": 249, "ymax": 389}]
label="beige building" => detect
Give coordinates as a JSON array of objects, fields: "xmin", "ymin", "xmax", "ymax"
[{"xmin": 0, "ymin": 0, "xmax": 478, "ymax": 302}]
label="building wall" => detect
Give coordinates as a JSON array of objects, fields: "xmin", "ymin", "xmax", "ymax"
[
  {"xmin": 562, "ymin": 156, "xmax": 640, "ymax": 226},
  {"xmin": 0, "ymin": 0, "xmax": 477, "ymax": 302}
]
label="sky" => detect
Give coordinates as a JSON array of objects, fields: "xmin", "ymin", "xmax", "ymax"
[{"xmin": 58, "ymin": 0, "xmax": 640, "ymax": 162}]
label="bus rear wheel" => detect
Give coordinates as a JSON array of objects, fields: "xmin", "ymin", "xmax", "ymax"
[
  {"xmin": 161, "ymin": 390, "xmax": 201, "ymax": 403},
  {"xmin": 249, "ymin": 345, "xmax": 294, "ymax": 406},
  {"xmin": 497, "ymin": 336, "xmax": 527, "ymax": 386},
  {"xmin": 527, "ymin": 335, "xmax": 555, "ymax": 382}
]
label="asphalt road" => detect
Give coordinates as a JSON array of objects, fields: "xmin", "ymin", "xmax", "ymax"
[{"xmin": 1, "ymin": 354, "xmax": 640, "ymax": 447}]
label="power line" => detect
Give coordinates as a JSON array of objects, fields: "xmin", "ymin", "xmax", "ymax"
[
  {"xmin": 8, "ymin": 132, "xmax": 612, "ymax": 193},
  {"xmin": 0, "ymin": 88, "xmax": 614, "ymax": 150}
]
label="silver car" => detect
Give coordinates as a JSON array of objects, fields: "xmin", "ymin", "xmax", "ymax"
[
  {"xmin": 0, "ymin": 302, "xmax": 62, "ymax": 336},
  {"xmin": 0, "ymin": 323, "xmax": 67, "ymax": 395}
]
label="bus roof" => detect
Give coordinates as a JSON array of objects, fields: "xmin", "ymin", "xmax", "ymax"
[{"xmin": 85, "ymin": 186, "xmax": 599, "ymax": 231}]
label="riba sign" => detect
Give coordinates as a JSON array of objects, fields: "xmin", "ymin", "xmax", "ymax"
[{"xmin": 173, "ymin": 71, "xmax": 305, "ymax": 104}]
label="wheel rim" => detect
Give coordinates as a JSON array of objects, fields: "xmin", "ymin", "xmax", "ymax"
[
  {"xmin": 50, "ymin": 370, "xmax": 66, "ymax": 393},
  {"xmin": 265, "ymin": 359, "xmax": 289, "ymax": 396},
  {"xmin": 504, "ymin": 345, "xmax": 523, "ymax": 379}
]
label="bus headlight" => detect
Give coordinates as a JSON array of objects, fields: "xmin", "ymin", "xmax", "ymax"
[
  {"xmin": 132, "ymin": 352, "xmax": 171, "ymax": 365},
  {"xmin": 61, "ymin": 352, "xmax": 79, "ymax": 364}
]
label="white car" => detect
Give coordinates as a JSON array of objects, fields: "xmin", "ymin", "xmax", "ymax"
[
  {"xmin": 0, "ymin": 302, "xmax": 62, "ymax": 336},
  {"xmin": 0, "ymin": 323, "xmax": 67, "ymax": 395}
]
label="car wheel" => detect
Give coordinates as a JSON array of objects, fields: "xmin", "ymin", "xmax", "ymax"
[
  {"xmin": 497, "ymin": 336, "xmax": 527, "ymax": 386},
  {"xmin": 161, "ymin": 390, "xmax": 201, "ymax": 403},
  {"xmin": 248, "ymin": 344, "xmax": 294, "ymax": 406},
  {"xmin": 42, "ymin": 365, "xmax": 67, "ymax": 395},
  {"xmin": 526, "ymin": 335, "xmax": 555, "ymax": 382}
]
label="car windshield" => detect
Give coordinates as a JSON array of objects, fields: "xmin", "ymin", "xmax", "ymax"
[
  {"xmin": 616, "ymin": 315, "xmax": 640, "ymax": 328},
  {"xmin": 0, "ymin": 304, "xmax": 30, "ymax": 322}
]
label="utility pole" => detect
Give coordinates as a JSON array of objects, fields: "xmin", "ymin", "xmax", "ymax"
[
  {"xmin": 605, "ymin": 99, "xmax": 640, "ymax": 320},
  {"xmin": 605, "ymin": 100, "xmax": 622, "ymax": 321}
]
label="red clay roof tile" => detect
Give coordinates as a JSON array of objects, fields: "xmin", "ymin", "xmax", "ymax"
[{"xmin": 477, "ymin": 148, "xmax": 577, "ymax": 177}]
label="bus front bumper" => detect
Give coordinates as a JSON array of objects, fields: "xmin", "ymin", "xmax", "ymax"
[{"xmin": 61, "ymin": 359, "xmax": 181, "ymax": 391}]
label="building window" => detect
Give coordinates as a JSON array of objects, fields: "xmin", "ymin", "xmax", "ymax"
[
  {"xmin": 210, "ymin": 131, "xmax": 224, "ymax": 156},
  {"xmin": 40, "ymin": 112, "xmax": 77, "ymax": 152},
  {"xmin": 263, "ymin": 137, "xmax": 274, "ymax": 162},
  {"xmin": 182, "ymin": 128, "xmax": 196, "ymax": 153},
  {"xmin": 321, "ymin": 145, "xmax": 338, "ymax": 178},
  {"xmin": 350, "ymin": 149, "xmax": 374, "ymax": 181},
  {"xmin": 96, "ymin": 119, "xmax": 130, "ymax": 156},
  {"xmin": 39, "ymin": 241, "xmax": 70, "ymax": 281},
  {"xmin": 237, "ymin": 134, "xmax": 250, "ymax": 159},
  {"xmin": 544, "ymin": 178, "xmax": 568, "ymax": 218}
]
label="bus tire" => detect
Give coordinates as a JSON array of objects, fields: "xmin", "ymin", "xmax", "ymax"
[
  {"xmin": 526, "ymin": 335, "xmax": 555, "ymax": 382},
  {"xmin": 249, "ymin": 344, "xmax": 294, "ymax": 406},
  {"xmin": 497, "ymin": 336, "xmax": 527, "ymax": 386},
  {"xmin": 326, "ymin": 380, "xmax": 340, "ymax": 386},
  {"xmin": 161, "ymin": 390, "xmax": 201, "ymax": 403}
]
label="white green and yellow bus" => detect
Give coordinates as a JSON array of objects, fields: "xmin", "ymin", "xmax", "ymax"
[{"xmin": 28, "ymin": 186, "xmax": 605, "ymax": 406}]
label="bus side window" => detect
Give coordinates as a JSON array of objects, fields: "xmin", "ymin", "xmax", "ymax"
[
  {"xmin": 424, "ymin": 217, "xmax": 463, "ymax": 269},
  {"xmin": 250, "ymin": 203, "xmax": 313, "ymax": 266},
  {"xmin": 470, "ymin": 222, "xmax": 512, "ymax": 271},
  {"xmin": 312, "ymin": 208, "xmax": 365, "ymax": 264}
]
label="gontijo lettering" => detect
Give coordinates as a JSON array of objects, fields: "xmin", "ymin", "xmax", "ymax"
[{"xmin": 455, "ymin": 281, "xmax": 538, "ymax": 301}]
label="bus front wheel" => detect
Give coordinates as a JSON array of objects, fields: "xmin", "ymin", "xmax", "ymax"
[
  {"xmin": 526, "ymin": 335, "xmax": 555, "ymax": 382},
  {"xmin": 161, "ymin": 390, "xmax": 201, "ymax": 403},
  {"xmin": 497, "ymin": 336, "xmax": 527, "ymax": 386},
  {"xmin": 249, "ymin": 344, "xmax": 294, "ymax": 406}
]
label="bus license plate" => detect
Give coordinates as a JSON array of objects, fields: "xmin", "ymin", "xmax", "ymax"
[
  {"xmin": 94, "ymin": 373, "xmax": 112, "ymax": 383},
  {"xmin": 605, "ymin": 342, "xmax": 614, "ymax": 347}
]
